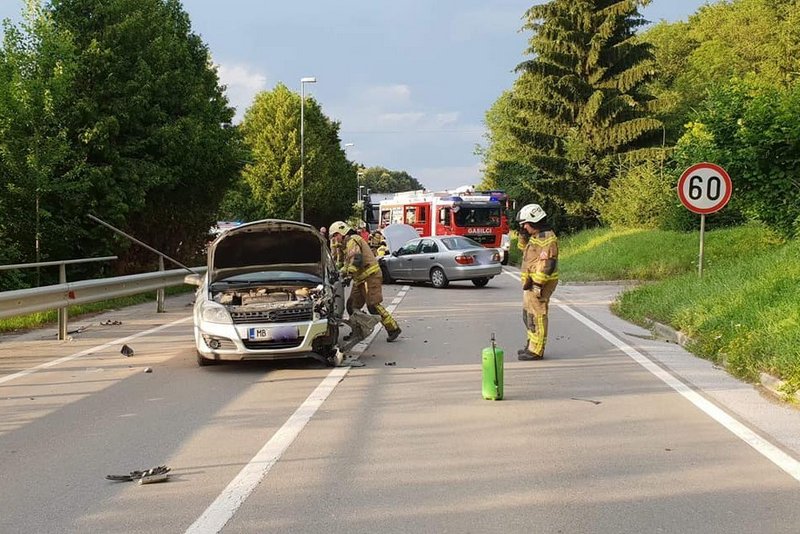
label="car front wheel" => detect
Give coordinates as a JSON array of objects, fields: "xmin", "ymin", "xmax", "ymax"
[
  {"xmin": 471, "ymin": 277, "xmax": 490, "ymax": 287},
  {"xmin": 430, "ymin": 267, "xmax": 449, "ymax": 288}
]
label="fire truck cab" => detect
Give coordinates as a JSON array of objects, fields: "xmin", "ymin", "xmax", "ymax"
[{"xmin": 379, "ymin": 188, "xmax": 512, "ymax": 264}]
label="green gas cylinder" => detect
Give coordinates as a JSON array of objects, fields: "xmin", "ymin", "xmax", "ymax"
[{"xmin": 482, "ymin": 334, "xmax": 504, "ymax": 400}]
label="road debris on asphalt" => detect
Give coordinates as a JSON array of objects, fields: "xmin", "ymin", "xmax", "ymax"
[
  {"xmin": 100, "ymin": 320, "xmax": 123, "ymax": 326},
  {"xmin": 143, "ymin": 367, "xmax": 153, "ymax": 373},
  {"xmin": 106, "ymin": 465, "xmax": 170, "ymax": 485},
  {"xmin": 570, "ymin": 397, "xmax": 602, "ymax": 405},
  {"xmin": 385, "ymin": 361, "xmax": 396, "ymax": 366},
  {"xmin": 120, "ymin": 344, "xmax": 135, "ymax": 357}
]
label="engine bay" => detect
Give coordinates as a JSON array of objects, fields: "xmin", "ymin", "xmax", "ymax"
[{"xmin": 211, "ymin": 284, "xmax": 338, "ymax": 324}]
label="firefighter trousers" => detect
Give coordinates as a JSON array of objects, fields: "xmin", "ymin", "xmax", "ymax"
[{"xmin": 522, "ymin": 280, "xmax": 558, "ymax": 356}]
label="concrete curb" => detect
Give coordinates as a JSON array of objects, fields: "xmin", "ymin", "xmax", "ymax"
[{"xmin": 646, "ymin": 318, "xmax": 793, "ymax": 404}]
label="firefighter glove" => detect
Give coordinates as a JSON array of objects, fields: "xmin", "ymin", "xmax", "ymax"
[{"xmin": 522, "ymin": 277, "xmax": 533, "ymax": 291}]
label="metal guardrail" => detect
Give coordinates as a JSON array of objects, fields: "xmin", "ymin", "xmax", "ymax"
[{"xmin": 0, "ymin": 267, "xmax": 206, "ymax": 340}]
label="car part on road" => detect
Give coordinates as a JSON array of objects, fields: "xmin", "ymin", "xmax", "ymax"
[
  {"xmin": 340, "ymin": 310, "xmax": 380, "ymax": 352},
  {"xmin": 120, "ymin": 344, "xmax": 134, "ymax": 357},
  {"xmin": 106, "ymin": 465, "xmax": 170, "ymax": 484}
]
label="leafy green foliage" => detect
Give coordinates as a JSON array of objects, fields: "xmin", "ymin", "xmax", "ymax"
[
  {"xmin": 48, "ymin": 0, "xmax": 243, "ymax": 271},
  {"xmin": 225, "ymin": 83, "xmax": 356, "ymax": 228},
  {"xmin": 674, "ymin": 80, "xmax": 800, "ymax": 236},
  {"xmin": 357, "ymin": 166, "xmax": 424, "ymax": 193},
  {"xmin": 0, "ymin": 2, "xmax": 78, "ymax": 286},
  {"xmin": 0, "ymin": 0, "xmax": 242, "ymax": 282}
]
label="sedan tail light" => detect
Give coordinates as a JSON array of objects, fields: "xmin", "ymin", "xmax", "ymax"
[{"xmin": 454, "ymin": 254, "xmax": 475, "ymax": 265}]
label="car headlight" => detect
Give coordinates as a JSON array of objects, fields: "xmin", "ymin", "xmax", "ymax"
[{"xmin": 201, "ymin": 301, "xmax": 232, "ymax": 324}]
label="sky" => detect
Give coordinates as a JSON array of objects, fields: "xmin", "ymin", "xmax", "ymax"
[{"xmin": 0, "ymin": 0, "xmax": 711, "ymax": 191}]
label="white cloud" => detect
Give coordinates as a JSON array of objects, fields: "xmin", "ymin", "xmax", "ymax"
[{"xmin": 216, "ymin": 62, "xmax": 268, "ymax": 122}]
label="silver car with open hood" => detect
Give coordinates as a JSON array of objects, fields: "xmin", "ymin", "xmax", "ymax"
[{"xmin": 186, "ymin": 220, "xmax": 344, "ymax": 366}]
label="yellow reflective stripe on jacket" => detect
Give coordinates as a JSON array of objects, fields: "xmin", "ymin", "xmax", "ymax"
[
  {"xmin": 353, "ymin": 262, "xmax": 380, "ymax": 282},
  {"xmin": 529, "ymin": 236, "xmax": 557, "ymax": 248},
  {"xmin": 532, "ymin": 271, "xmax": 559, "ymax": 284}
]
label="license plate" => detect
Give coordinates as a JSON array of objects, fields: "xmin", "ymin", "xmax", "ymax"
[{"xmin": 248, "ymin": 326, "xmax": 299, "ymax": 341}]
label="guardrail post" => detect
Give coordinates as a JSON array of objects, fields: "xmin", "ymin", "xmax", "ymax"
[
  {"xmin": 156, "ymin": 256, "xmax": 165, "ymax": 313},
  {"xmin": 58, "ymin": 263, "xmax": 68, "ymax": 340}
]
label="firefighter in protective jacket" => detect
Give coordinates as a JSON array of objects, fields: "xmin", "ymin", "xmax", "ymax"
[
  {"xmin": 329, "ymin": 221, "xmax": 402, "ymax": 342},
  {"xmin": 517, "ymin": 203, "xmax": 558, "ymax": 360}
]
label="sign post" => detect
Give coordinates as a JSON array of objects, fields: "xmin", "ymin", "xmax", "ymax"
[{"xmin": 677, "ymin": 163, "xmax": 732, "ymax": 277}]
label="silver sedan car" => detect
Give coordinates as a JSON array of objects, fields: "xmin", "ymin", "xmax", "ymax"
[{"xmin": 379, "ymin": 225, "xmax": 502, "ymax": 288}]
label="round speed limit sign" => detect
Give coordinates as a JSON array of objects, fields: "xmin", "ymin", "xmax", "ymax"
[{"xmin": 677, "ymin": 163, "xmax": 732, "ymax": 214}]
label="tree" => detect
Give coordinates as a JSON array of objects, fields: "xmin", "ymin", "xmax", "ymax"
[
  {"xmin": 228, "ymin": 83, "xmax": 356, "ymax": 228},
  {"xmin": 47, "ymin": 0, "xmax": 242, "ymax": 271},
  {"xmin": 357, "ymin": 166, "xmax": 425, "ymax": 193},
  {"xmin": 503, "ymin": 0, "xmax": 662, "ymax": 230},
  {"xmin": 0, "ymin": 1, "xmax": 78, "ymax": 286}
]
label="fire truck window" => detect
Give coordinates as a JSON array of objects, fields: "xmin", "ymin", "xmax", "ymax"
[
  {"xmin": 405, "ymin": 207, "xmax": 416, "ymax": 224},
  {"xmin": 418, "ymin": 207, "xmax": 427, "ymax": 223},
  {"xmin": 439, "ymin": 208, "xmax": 451, "ymax": 226},
  {"xmin": 455, "ymin": 207, "xmax": 501, "ymax": 227}
]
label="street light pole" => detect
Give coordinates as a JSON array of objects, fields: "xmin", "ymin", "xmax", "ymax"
[{"xmin": 300, "ymin": 76, "xmax": 316, "ymax": 224}]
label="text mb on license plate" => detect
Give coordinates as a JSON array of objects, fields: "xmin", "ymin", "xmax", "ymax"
[{"xmin": 248, "ymin": 325, "xmax": 299, "ymax": 341}]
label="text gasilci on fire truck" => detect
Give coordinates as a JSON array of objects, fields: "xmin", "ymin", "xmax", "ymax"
[{"xmin": 378, "ymin": 187, "xmax": 512, "ymax": 265}]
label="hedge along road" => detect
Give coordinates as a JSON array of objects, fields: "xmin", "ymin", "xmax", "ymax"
[{"xmin": 0, "ymin": 274, "xmax": 798, "ymax": 533}]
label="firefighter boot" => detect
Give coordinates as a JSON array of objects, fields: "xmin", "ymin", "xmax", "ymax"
[{"xmin": 517, "ymin": 348, "xmax": 543, "ymax": 361}]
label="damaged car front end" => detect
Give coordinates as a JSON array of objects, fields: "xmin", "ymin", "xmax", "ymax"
[{"xmin": 187, "ymin": 220, "xmax": 344, "ymax": 366}]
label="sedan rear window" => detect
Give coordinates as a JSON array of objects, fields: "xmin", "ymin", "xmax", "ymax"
[{"xmin": 440, "ymin": 236, "xmax": 483, "ymax": 250}]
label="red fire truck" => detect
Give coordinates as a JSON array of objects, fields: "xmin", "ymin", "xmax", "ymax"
[{"xmin": 378, "ymin": 188, "xmax": 512, "ymax": 264}]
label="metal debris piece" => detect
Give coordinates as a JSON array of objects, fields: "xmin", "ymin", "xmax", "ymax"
[
  {"xmin": 101, "ymin": 320, "xmax": 123, "ymax": 326},
  {"xmin": 340, "ymin": 310, "xmax": 380, "ymax": 352},
  {"xmin": 143, "ymin": 367, "xmax": 153, "ymax": 373},
  {"xmin": 120, "ymin": 344, "xmax": 135, "ymax": 357},
  {"xmin": 385, "ymin": 361, "xmax": 396, "ymax": 366},
  {"xmin": 570, "ymin": 397, "xmax": 601, "ymax": 405},
  {"xmin": 106, "ymin": 465, "xmax": 170, "ymax": 483}
]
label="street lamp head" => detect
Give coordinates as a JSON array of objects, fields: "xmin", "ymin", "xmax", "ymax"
[{"xmin": 301, "ymin": 77, "xmax": 317, "ymax": 84}]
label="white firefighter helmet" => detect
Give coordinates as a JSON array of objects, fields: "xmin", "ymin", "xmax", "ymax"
[
  {"xmin": 329, "ymin": 220, "xmax": 352, "ymax": 237},
  {"xmin": 517, "ymin": 203, "xmax": 547, "ymax": 224}
]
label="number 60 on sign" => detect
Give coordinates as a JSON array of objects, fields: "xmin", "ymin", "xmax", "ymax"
[{"xmin": 677, "ymin": 162, "xmax": 732, "ymax": 214}]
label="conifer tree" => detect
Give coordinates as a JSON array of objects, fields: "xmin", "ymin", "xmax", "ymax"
[{"xmin": 508, "ymin": 0, "xmax": 662, "ymax": 228}]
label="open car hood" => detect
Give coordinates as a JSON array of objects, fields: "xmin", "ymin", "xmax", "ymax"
[
  {"xmin": 207, "ymin": 219, "xmax": 330, "ymax": 284},
  {"xmin": 382, "ymin": 223, "xmax": 420, "ymax": 254}
]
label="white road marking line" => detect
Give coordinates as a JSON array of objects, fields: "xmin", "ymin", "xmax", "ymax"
[
  {"xmin": 555, "ymin": 298, "xmax": 800, "ymax": 483},
  {"xmin": 0, "ymin": 317, "xmax": 192, "ymax": 385},
  {"xmin": 186, "ymin": 284, "xmax": 412, "ymax": 533},
  {"xmin": 184, "ymin": 366, "xmax": 348, "ymax": 534},
  {"xmin": 504, "ymin": 267, "xmax": 800, "ymax": 482}
]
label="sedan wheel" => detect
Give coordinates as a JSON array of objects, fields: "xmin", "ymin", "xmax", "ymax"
[
  {"xmin": 380, "ymin": 263, "xmax": 394, "ymax": 284},
  {"xmin": 430, "ymin": 267, "xmax": 449, "ymax": 288},
  {"xmin": 471, "ymin": 277, "xmax": 490, "ymax": 288}
]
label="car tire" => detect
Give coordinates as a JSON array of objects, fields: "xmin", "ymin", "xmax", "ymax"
[
  {"xmin": 471, "ymin": 277, "xmax": 490, "ymax": 287},
  {"xmin": 430, "ymin": 267, "xmax": 449, "ymax": 288},
  {"xmin": 196, "ymin": 351, "xmax": 217, "ymax": 367},
  {"xmin": 501, "ymin": 252, "xmax": 509, "ymax": 266}
]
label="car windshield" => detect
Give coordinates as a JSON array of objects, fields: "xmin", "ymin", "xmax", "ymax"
[
  {"xmin": 440, "ymin": 236, "xmax": 483, "ymax": 250},
  {"xmin": 212, "ymin": 271, "xmax": 322, "ymax": 288},
  {"xmin": 453, "ymin": 206, "xmax": 501, "ymax": 227}
]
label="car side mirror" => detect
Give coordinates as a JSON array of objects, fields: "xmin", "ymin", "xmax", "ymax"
[{"xmin": 184, "ymin": 273, "xmax": 203, "ymax": 286}]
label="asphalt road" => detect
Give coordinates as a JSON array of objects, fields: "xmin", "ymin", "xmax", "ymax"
[{"xmin": 1, "ymin": 269, "xmax": 799, "ymax": 533}]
